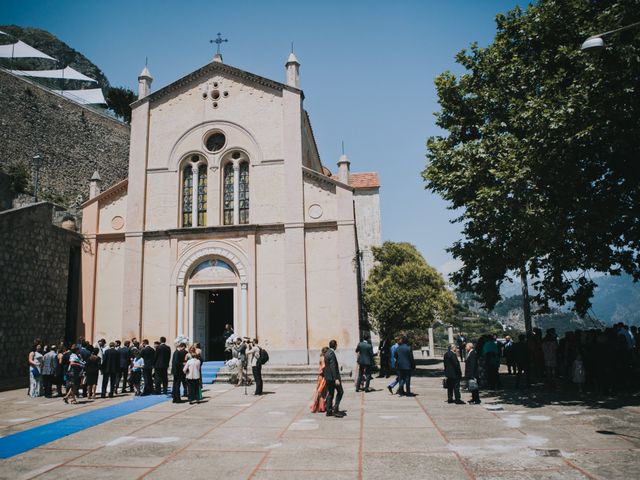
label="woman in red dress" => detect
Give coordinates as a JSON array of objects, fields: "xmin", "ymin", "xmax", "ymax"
[{"xmin": 310, "ymin": 346, "xmax": 329, "ymax": 413}]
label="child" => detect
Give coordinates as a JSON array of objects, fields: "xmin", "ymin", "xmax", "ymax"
[{"xmin": 572, "ymin": 353, "xmax": 586, "ymax": 393}]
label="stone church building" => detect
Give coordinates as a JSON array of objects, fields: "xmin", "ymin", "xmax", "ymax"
[{"xmin": 81, "ymin": 52, "xmax": 380, "ymax": 365}]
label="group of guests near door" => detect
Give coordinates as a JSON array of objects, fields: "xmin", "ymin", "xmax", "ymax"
[
  {"xmin": 225, "ymin": 336, "xmax": 264, "ymax": 395},
  {"xmin": 27, "ymin": 336, "xmax": 205, "ymax": 405}
]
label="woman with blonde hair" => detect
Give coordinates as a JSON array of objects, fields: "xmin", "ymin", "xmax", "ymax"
[{"xmin": 310, "ymin": 346, "xmax": 329, "ymax": 413}]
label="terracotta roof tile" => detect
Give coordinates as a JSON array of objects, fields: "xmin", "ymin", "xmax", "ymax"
[{"xmin": 348, "ymin": 172, "xmax": 380, "ymax": 189}]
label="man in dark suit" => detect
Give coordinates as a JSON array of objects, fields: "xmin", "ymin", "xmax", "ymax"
[
  {"xmin": 444, "ymin": 344, "xmax": 464, "ymax": 404},
  {"xmin": 154, "ymin": 337, "xmax": 172, "ymax": 395},
  {"xmin": 464, "ymin": 342, "xmax": 481, "ymax": 404},
  {"xmin": 171, "ymin": 342, "xmax": 188, "ymax": 403},
  {"xmin": 323, "ymin": 339, "xmax": 344, "ymax": 417},
  {"xmin": 140, "ymin": 339, "xmax": 156, "ymax": 395},
  {"xmin": 378, "ymin": 337, "xmax": 391, "ymax": 378},
  {"xmin": 394, "ymin": 336, "xmax": 416, "ymax": 396},
  {"xmin": 101, "ymin": 341, "xmax": 120, "ymax": 398},
  {"xmin": 355, "ymin": 335, "xmax": 374, "ymax": 392},
  {"xmin": 116, "ymin": 340, "xmax": 131, "ymax": 393}
]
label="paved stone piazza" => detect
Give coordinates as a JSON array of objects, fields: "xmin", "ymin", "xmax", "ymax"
[{"xmin": 1, "ymin": 361, "xmax": 639, "ymax": 480}]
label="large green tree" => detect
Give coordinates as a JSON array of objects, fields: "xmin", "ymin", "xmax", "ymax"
[
  {"xmin": 423, "ymin": 0, "xmax": 640, "ymax": 331},
  {"xmin": 363, "ymin": 242, "xmax": 456, "ymax": 339}
]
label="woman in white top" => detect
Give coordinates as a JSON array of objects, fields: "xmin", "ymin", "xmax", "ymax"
[
  {"xmin": 28, "ymin": 344, "xmax": 44, "ymax": 397},
  {"xmin": 183, "ymin": 355, "xmax": 201, "ymax": 404},
  {"xmin": 130, "ymin": 350, "xmax": 144, "ymax": 396}
]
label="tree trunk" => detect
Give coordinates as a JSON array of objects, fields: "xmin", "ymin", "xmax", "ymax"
[{"xmin": 520, "ymin": 264, "xmax": 532, "ymax": 335}]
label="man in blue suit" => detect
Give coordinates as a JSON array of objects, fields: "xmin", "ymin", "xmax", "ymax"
[
  {"xmin": 394, "ymin": 336, "xmax": 416, "ymax": 396},
  {"xmin": 355, "ymin": 334, "xmax": 374, "ymax": 392}
]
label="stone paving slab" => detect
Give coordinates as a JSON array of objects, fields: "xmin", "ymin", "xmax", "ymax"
[{"xmin": 1, "ymin": 363, "xmax": 640, "ymax": 479}]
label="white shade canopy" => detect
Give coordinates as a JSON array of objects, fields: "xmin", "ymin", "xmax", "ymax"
[
  {"xmin": 10, "ymin": 66, "xmax": 97, "ymax": 82},
  {"xmin": 0, "ymin": 40, "xmax": 56, "ymax": 60},
  {"xmin": 53, "ymin": 88, "xmax": 106, "ymax": 105}
]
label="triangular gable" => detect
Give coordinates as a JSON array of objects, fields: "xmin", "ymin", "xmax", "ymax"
[{"xmin": 132, "ymin": 61, "xmax": 302, "ymax": 109}]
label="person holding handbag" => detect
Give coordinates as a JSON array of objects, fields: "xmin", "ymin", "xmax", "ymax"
[{"xmin": 465, "ymin": 342, "xmax": 481, "ymax": 404}]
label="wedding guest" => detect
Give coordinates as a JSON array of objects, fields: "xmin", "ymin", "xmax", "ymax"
[
  {"xmin": 84, "ymin": 348, "xmax": 101, "ymax": 399},
  {"xmin": 184, "ymin": 352, "xmax": 202, "ymax": 404},
  {"xmin": 28, "ymin": 343, "xmax": 43, "ymax": 397},
  {"xmin": 310, "ymin": 347, "xmax": 328, "ymax": 413},
  {"xmin": 41, "ymin": 345, "xmax": 58, "ymax": 398}
]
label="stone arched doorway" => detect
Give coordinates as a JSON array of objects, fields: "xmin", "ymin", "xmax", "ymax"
[{"xmin": 173, "ymin": 243, "xmax": 249, "ymax": 361}]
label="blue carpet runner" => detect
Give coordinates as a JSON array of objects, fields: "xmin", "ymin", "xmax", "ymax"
[
  {"xmin": 0, "ymin": 394, "xmax": 168, "ymax": 459},
  {"xmin": 201, "ymin": 360, "xmax": 226, "ymax": 384}
]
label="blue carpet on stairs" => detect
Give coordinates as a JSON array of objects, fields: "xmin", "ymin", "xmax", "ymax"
[{"xmin": 201, "ymin": 360, "xmax": 226, "ymax": 384}]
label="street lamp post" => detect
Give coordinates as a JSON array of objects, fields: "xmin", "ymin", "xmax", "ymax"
[
  {"xmin": 581, "ymin": 21, "xmax": 640, "ymax": 51},
  {"xmin": 32, "ymin": 154, "xmax": 43, "ymax": 203}
]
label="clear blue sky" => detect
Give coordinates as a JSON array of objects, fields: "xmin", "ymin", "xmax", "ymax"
[{"xmin": 2, "ymin": 0, "xmax": 524, "ymax": 274}]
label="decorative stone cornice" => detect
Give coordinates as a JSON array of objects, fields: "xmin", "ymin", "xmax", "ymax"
[{"xmin": 302, "ymin": 166, "xmax": 347, "ymax": 192}]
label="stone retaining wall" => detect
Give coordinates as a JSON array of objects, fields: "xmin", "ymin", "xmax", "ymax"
[{"xmin": 0, "ymin": 203, "xmax": 82, "ymax": 385}]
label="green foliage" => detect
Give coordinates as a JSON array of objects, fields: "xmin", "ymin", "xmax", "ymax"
[
  {"xmin": 106, "ymin": 86, "xmax": 136, "ymax": 123},
  {"xmin": 0, "ymin": 163, "xmax": 29, "ymax": 195},
  {"xmin": 451, "ymin": 291, "xmax": 508, "ymax": 342},
  {"xmin": 423, "ymin": 0, "xmax": 640, "ymax": 317},
  {"xmin": 364, "ymin": 241, "xmax": 456, "ymax": 339}
]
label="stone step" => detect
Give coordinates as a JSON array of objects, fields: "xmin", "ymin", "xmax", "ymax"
[{"xmin": 213, "ymin": 367, "xmax": 354, "ymax": 384}]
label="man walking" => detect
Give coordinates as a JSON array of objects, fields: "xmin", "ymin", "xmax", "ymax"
[
  {"xmin": 154, "ymin": 337, "xmax": 171, "ymax": 395},
  {"xmin": 387, "ymin": 336, "xmax": 401, "ymax": 394},
  {"xmin": 394, "ymin": 336, "xmax": 416, "ymax": 396},
  {"xmin": 140, "ymin": 340, "xmax": 155, "ymax": 395},
  {"xmin": 171, "ymin": 342, "xmax": 188, "ymax": 403},
  {"xmin": 324, "ymin": 339, "xmax": 344, "ymax": 417},
  {"xmin": 101, "ymin": 342, "xmax": 119, "ymax": 398},
  {"xmin": 355, "ymin": 334, "xmax": 374, "ymax": 392},
  {"xmin": 444, "ymin": 344, "xmax": 464, "ymax": 404}
]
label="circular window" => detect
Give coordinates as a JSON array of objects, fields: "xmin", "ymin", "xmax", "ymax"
[
  {"xmin": 213, "ymin": 82, "xmax": 219, "ymax": 88},
  {"xmin": 212, "ymin": 90, "xmax": 220, "ymax": 100},
  {"xmin": 205, "ymin": 132, "xmax": 225, "ymax": 152},
  {"xmin": 232, "ymin": 151, "xmax": 241, "ymax": 160},
  {"xmin": 223, "ymin": 91, "xmax": 229, "ymax": 97}
]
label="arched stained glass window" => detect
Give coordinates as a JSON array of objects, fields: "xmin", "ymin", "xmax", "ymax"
[
  {"xmin": 197, "ymin": 164, "xmax": 207, "ymax": 226},
  {"xmin": 182, "ymin": 166, "xmax": 193, "ymax": 227},
  {"xmin": 223, "ymin": 163, "xmax": 234, "ymax": 225},
  {"xmin": 239, "ymin": 162, "xmax": 249, "ymax": 224}
]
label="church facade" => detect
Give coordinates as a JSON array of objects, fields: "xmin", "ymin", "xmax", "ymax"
[{"xmin": 80, "ymin": 53, "xmax": 380, "ymax": 365}]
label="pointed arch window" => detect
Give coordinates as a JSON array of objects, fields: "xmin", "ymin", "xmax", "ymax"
[
  {"xmin": 181, "ymin": 155, "xmax": 207, "ymax": 228},
  {"xmin": 239, "ymin": 162, "xmax": 249, "ymax": 224},
  {"xmin": 197, "ymin": 164, "xmax": 207, "ymax": 226},
  {"xmin": 182, "ymin": 167, "xmax": 193, "ymax": 227},
  {"xmin": 223, "ymin": 163, "xmax": 234, "ymax": 225}
]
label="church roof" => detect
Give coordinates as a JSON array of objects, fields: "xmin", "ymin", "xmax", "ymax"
[
  {"xmin": 131, "ymin": 60, "xmax": 302, "ymax": 108},
  {"xmin": 331, "ymin": 172, "xmax": 380, "ymax": 189}
]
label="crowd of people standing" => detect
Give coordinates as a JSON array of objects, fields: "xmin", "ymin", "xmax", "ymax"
[{"xmin": 27, "ymin": 336, "xmax": 205, "ymax": 405}]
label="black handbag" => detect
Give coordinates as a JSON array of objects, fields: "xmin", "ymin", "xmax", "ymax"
[{"xmin": 442, "ymin": 378, "xmax": 448, "ymax": 389}]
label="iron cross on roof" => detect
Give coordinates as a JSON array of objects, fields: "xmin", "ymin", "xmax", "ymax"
[{"xmin": 210, "ymin": 33, "xmax": 228, "ymax": 54}]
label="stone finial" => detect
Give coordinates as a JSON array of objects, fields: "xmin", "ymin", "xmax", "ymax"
[
  {"xmin": 213, "ymin": 53, "xmax": 223, "ymax": 63},
  {"xmin": 138, "ymin": 65, "xmax": 153, "ymax": 99},
  {"xmin": 285, "ymin": 51, "xmax": 300, "ymax": 88},
  {"xmin": 337, "ymin": 154, "xmax": 350, "ymax": 184},
  {"xmin": 89, "ymin": 170, "xmax": 102, "ymax": 199}
]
